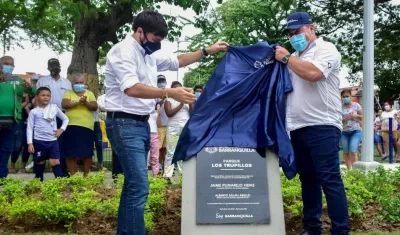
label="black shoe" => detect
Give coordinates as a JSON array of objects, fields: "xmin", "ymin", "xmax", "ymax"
[{"xmin": 381, "ymin": 156, "xmax": 388, "ymax": 161}]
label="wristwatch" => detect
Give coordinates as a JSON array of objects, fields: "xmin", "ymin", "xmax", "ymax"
[
  {"xmin": 282, "ymin": 54, "xmax": 291, "ymax": 64},
  {"xmin": 201, "ymin": 47, "xmax": 209, "ymax": 57}
]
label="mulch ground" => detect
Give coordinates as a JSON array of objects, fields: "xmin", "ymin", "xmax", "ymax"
[{"xmin": 0, "ymin": 185, "xmax": 399, "ymax": 235}]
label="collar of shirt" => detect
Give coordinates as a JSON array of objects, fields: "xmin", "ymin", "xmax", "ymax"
[
  {"xmin": 294, "ymin": 37, "xmax": 322, "ymax": 57},
  {"xmin": 126, "ymin": 35, "xmax": 146, "ymax": 57}
]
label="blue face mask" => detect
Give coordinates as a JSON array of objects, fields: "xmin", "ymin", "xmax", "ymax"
[
  {"xmin": 2, "ymin": 65, "xmax": 14, "ymax": 75},
  {"xmin": 157, "ymin": 82, "xmax": 167, "ymax": 88},
  {"xmin": 289, "ymin": 33, "xmax": 309, "ymax": 52},
  {"xmin": 73, "ymin": 84, "xmax": 86, "ymax": 92},
  {"xmin": 343, "ymin": 97, "xmax": 351, "ymax": 104},
  {"xmin": 143, "ymin": 41, "xmax": 161, "ymax": 55},
  {"xmin": 195, "ymin": 92, "xmax": 201, "ymax": 99}
]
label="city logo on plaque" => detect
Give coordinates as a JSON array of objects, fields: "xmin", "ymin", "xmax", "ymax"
[{"xmin": 205, "ymin": 147, "xmax": 218, "ymax": 154}]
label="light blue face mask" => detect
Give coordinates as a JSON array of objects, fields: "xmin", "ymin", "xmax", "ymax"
[
  {"xmin": 343, "ymin": 97, "xmax": 351, "ymax": 104},
  {"xmin": 2, "ymin": 65, "xmax": 14, "ymax": 75},
  {"xmin": 289, "ymin": 33, "xmax": 309, "ymax": 52},
  {"xmin": 73, "ymin": 84, "xmax": 86, "ymax": 92},
  {"xmin": 195, "ymin": 92, "xmax": 201, "ymax": 99}
]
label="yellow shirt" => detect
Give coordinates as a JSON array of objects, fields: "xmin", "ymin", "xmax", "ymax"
[{"xmin": 63, "ymin": 90, "xmax": 96, "ymax": 130}]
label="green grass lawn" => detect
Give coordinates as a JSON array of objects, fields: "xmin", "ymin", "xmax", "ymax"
[{"xmin": 353, "ymin": 232, "xmax": 400, "ymax": 235}]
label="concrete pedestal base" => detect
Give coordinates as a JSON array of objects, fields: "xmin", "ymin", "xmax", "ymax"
[
  {"xmin": 181, "ymin": 150, "xmax": 286, "ymax": 235},
  {"xmin": 353, "ymin": 161, "xmax": 381, "ymax": 171}
]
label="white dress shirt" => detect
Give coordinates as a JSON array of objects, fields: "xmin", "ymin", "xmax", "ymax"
[
  {"xmin": 36, "ymin": 75, "xmax": 72, "ymax": 110},
  {"xmin": 104, "ymin": 35, "xmax": 179, "ymax": 115},
  {"xmin": 286, "ymin": 37, "xmax": 342, "ymax": 131}
]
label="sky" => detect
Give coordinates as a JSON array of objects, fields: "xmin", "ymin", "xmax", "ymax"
[{"xmin": 4, "ymin": 0, "xmax": 400, "ymax": 88}]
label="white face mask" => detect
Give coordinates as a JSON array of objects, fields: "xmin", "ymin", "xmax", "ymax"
[{"xmin": 384, "ymin": 105, "xmax": 390, "ymax": 111}]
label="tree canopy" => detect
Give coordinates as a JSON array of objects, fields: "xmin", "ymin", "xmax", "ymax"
[
  {"xmin": 183, "ymin": 0, "xmax": 400, "ymax": 103},
  {"xmin": 1, "ymin": 0, "xmax": 211, "ymax": 96}
]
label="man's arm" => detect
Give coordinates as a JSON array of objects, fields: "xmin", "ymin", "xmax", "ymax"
[
  {"xmin": 275, "ymin": 45, "xmax": 340, "ymax": 82},
  {"xmin": 156, "ymin": 42, "xmax": 229, "ymax": 70},
  {"xmin": 286, "ymin": 56, "xmax": 324, "ymax": 82},
  {"xmin": 108, "ymin": 48, "xmax": 196, "ymax": 104}
]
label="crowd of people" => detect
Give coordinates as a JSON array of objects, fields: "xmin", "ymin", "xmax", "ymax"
[
  {"xmin": 0, "ymin": 55, "xmax": 204, "ymax": 182},
  {"xmin": 2, "ymin": 9, "xmax": 396, "ymax": 235},
  {"xmin": 340, "ymin": 88, "xmax": 400, "ymax": 169}
]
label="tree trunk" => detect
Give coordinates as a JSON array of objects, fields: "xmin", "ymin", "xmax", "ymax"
[{"xmin": 67, "ymin": 17, "xmax": 100, "ymax": 97}]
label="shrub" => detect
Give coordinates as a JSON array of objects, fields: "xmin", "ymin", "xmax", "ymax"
[
  {"xmin": 0, "ymin": 172, "xmax": 169, "ymax": 233},
  {"xmin": 281, "ymin": 166, "xmax": 400, "ymax": 222},
  {"xmin": 0, "ymin": 166, "xmax": 399, "ymax": 234}
]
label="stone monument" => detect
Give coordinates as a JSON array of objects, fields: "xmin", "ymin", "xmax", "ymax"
[{"xmin": 181, "ymin": 147, "xmax": 286, "ymax": 235}]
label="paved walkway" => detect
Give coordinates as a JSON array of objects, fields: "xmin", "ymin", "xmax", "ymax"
[{"xmin": 4, "ymin": 162, "xmax": 399, "ymax": 183}]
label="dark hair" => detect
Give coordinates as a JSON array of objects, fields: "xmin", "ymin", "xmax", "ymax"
[
  {"xmin": 341, "ymin": 89, "xmax": 352, "ymax": 96},
  {"xmin": 36, "ymin": 87, "xmax": 51, "ymax": 95},
  {"xmin": 171, "ymin": 81, "xmax": 182, "ymax": 88},
  {"xmin": 194, "ymin": 85, "xmax": 203, "ymax": 91},
  {"xmin": 133, "ymin": 10, "xmax": 168, "ymax": 37}
]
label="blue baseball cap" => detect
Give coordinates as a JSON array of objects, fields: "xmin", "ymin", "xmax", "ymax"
[{"xmin": 284, "ymin": 12, "xmax": 313, "ymax": 33}]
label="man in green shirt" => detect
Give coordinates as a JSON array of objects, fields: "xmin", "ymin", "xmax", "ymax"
[{"xmin": 0, "ymin": 56, "xmax": 36, "ymax": 179}]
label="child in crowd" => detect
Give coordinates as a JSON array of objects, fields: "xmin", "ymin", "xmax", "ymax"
[
  {"xmin": 27, "ymin": 87, "xmax": 69, "ymax": 181},
  {"xmin": 147, "ymin": 103, "xmax": 161, "ymax": 176}
]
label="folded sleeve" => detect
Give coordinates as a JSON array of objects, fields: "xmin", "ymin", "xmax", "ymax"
[
  {"xmin": 108, "ymin": 48, "xmax": 140, "ymax": 92},
  {"xmin": 309, "ymin": 45, "xmax": 341, "ymax": 80},
  {"xmin": 154, "ymin": 53, "xmax": 179, "ymax": 72}
]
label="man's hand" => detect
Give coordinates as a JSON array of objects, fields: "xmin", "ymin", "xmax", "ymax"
[
  {"xmin": 24, "ymin": 80, "xmax": 32, "ymax": 89},
  {"xmin": 168, "ymin": 87, "xmax": 196, "ymax": 104},
  {"xmin": 28, "ymin": 144, "xmax": 35, "ymax": 154},
  {"xmin": 206, "ymin": 41, "xmax": 229, "ymax": 55},
  {"xmin": 55, "ymin": 129, "xmax": 64, "ymax": 137},
  {"xmin": 343, "ymin": 115, "xmax": 351, "ymax": 121},
  {"xmin": 275, "ymin": 46, "xmax": 291, "ymax": 62}
]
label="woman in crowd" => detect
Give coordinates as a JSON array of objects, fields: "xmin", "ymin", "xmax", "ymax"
[
  {"xmin": 62, "ymin": 73, "xmax": 98, "ymax": 176},
  {"xmin": 374, "ymin": 110, "xmax": 386, "ymax": 160},
  {"xmin": 147, "ymin": 103, "xmax": 161, "ymax": 176},
  {"xmin": 380, "ymin": 101, "xmax": 398, "ymax": 162},
  {"xmin": 341, "ymin": 89, "xmax": 363, "ymax": 169},
  {"xmin": 163, "ymin": 81, "xmax": 192, "ymax": 179}
]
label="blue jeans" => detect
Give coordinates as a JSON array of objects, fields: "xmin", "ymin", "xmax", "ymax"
[
  {"xmin": 94, "ymin": 122, "xmax": 103, "ymax": 164},
  {"xmin": 11, "ymin": 122, "xmax": 30, "ymax": 163},
  {"xmin": 0, "ymin": 123, "xmax": 18, "ymax": 179},
  {"xmin": 341, "ymin": 130, "xmax": 362, "ymax": 153},
  {"xmin": 106, "ymin": 117, "xmax": 150, "ymax": 235},
  {"xmin": 290, "ymin": 125, "xmax": 350, "ymax": 235}
]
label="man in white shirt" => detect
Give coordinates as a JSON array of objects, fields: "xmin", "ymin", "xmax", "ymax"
[
  {"xmin": 36, "ymin": 58, "xmax": 72, "ymax": 177},
  {"xmin": 104, "ymin": 10, "xmax": 228, "ymax": 235},
  {"xmin": 275, "ymin": 12, "xmax": 350, "ymax": 235}
]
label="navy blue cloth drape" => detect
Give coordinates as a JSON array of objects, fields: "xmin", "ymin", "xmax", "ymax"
[{"xmin": 172, "ymin": 42, "xmax": 296, "ymax": 179}]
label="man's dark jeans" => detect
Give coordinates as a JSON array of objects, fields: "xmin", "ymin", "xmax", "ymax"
[
  {"xmin": 290, "ymin": 125, "xmax": 350, "ymax": 235},
  {"xmin": 56, "ymin": 117, "xmax": 69, "ymax": 177},
  {"xmin": 11, "ymin": 122, "xmax": 30, "ymax": 164},
  {"xmin": 112, "ymin": 150, "xmax": 123, "ymax": 181},
  {"xmin": 106, "ymin": 117, "xmax": 150, "ymax": 235},
  {"xmin": 0, "ymin": 123, "xmax": 18, "ymax": 179},
  {"xmin": 93, "ymin": 121, "xmax": 103, "ymax": 165}
]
